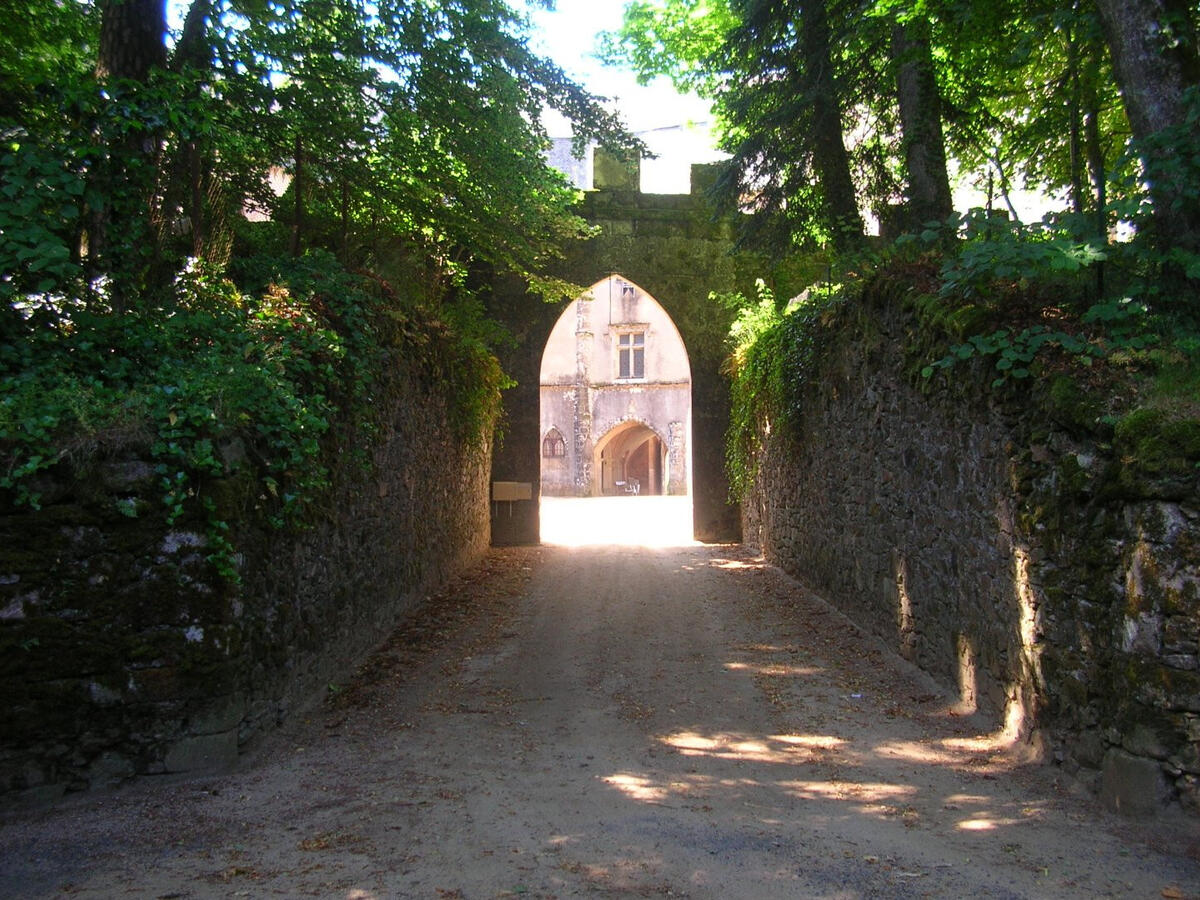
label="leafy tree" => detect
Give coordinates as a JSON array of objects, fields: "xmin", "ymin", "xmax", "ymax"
[
  {"xmin": 903, "ymin": 1, "xmax": 1123, "ymax": 238},
  {"xmin": 1093, "ymin": 0, "xmax": 1200, "ymax": 257},
  {"xmin": 1, "ymin": 0, "xmax": 642, "ymax": 316},
  {"xmin": 605, "ymin": 0, "xmax": 950, "ymax": 250},
  {"xmin": 0, "ymin": 0, "xmax": 649, "ymax": 537},
  {"xmin": 720, "ymin": 0, "xmax": 866, "ymax": 253}
]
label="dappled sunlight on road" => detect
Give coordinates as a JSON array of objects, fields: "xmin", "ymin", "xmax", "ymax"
[
  {"xmin": 540, "ymin": 496, "xmax": 695, "ymax": 547},
  {"xmin": 871, "ymin": 736, "xmax": 1011, "ymax": 774},
  {"xmin": 724, "ymin": 660, "xmax": 825, "ymax": 677},
  {"xmin": 780, "ymin": 779, "xmax": 919, "ymax": 806},
  {"xmin": 662, "ymin": 730, "xmax": 847, "ymax": 764},
  {"xmin": 601, "ymin": 772, "xmax": 674, "ymax": 803},
  {"xmin": 593, "ymin": 719, "xmax": 1056, "ymax": 840}
]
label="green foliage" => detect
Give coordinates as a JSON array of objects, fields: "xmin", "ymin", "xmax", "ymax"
[
  {"xmin": 0, "ymin": 251, "xmax": 505, "ymax": 580},
  {"xmin": 599, "ymin": 0, "xmax": 735, "ymax": 96},
  {"xmin": 890, "ymin": 205, "xmax": 1197, "ymax": 387},
  {"xmin": 931, "ymin": 211, "xmax": 1108, "ymax": 300},
  {"xmin": 0, "ymin": 0, "xmax": 644, "ymax": 585},
  {"xmin": 0, "ymin": 136, "xmax": 90, "ymax": 304},
  {"xmin": 605, "ymin": 0, "xmax": 1199, "ymax": 284},
  {"xmin": 723, "ymin": 279, "xmax": 848, "ymax": 499},
  {"xmin": 922, "ymin": 324, "xmax": 1106, "ymax": 387}
]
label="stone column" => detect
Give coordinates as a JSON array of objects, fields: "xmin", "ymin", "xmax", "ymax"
[
  {"xmin": 648, "ymin": 434, "xmax": 661, "ymax": 495},
  {"xmin": 668, "ymin": 421, "xmax": 687, "ymax": 495},
  {"xmin": 574, "ymin": 297, "xmax": 594, "ymax": 495}
]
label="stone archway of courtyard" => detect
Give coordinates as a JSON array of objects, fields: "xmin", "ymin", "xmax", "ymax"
[
  {"xmin": 537, "ymin": 275, "xmax": 694, "ymax": 544},
  {"xmin": 593, "ymin": 420, "xmax": 670, "ymax": 497},
  {"xmin": 485, "ymin": 158, "xmax": 747, "ymax": 546}
]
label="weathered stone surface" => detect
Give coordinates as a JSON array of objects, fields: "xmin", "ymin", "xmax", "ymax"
[
  {"xmin": 163, "ymin": 731, "xmax": 238, "ymax": 774},
  {"xmin": 1100, "ymin": 749, "xmax": 1170, "ymax": 816},
  {"xmin": 189, "ymin": 694, "xmax": 246, "ymax": 736},
  {"xmin": 86, "ymin": 751, "xmax": 135, "ymax": 788},
  {"xmin": 744, "ymin": 278, "xmax": 1200, "ymax": 818},
  {"xmin": 0, "ymin": 360, "xmax": 491, "ymax": 803}
]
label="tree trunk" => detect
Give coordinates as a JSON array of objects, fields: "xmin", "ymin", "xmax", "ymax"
[
  {"xmin": 1067, "ymin": 28, "xmax": 1087, "ymax": 215},
  {"xmin": 96, "ymin": 0, "xmax": 167, "ymax": 81},
  {"xmin": 151, "ymin": 0, "xmax": 214, "ymax": 269},
  {"xmin": 340, "ymin": 178, "xmax": 351, "ymax": 264},
  {"xmin": 1082, "ymin": 45, "xmax": 1108, "ymax": 296},
  {"xmin": 800, "ymin": 0, "xmax": 864, "ymax": 251},
  {"xmin": 1080, "ymin": 44, "xmax": 1108, "ymax": 223},
  {"xmin": 91, "ymin": 0, "xmax": 168, "ymax": 311},
  {"xmin": 891, "ymin": 16, "xmax": 954, "ymax": 228},
  {"xmin": 290, "ymin": 133, "xmax": 305, "ymax": 257},
  {"xmin": 1093, "ymin": 0, "xmax": 1200, "ymax": 250},
  {"xmin": 1093, "ymin": 0, "xmax": 1198, "ymax": 138},
  {"xmin": 171, "ymin": 0, "xmax": 212, "ymax": 73}
]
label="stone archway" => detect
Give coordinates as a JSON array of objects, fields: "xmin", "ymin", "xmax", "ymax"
[
  {"xmin": 485, "ymin": 160, "xmax": 749, "ymax": 545},
  {"xmin": 593, "ymin": 420, "xmax": 670, "ymax": 496},
  {"xmin": 539, "ymin": 275, "xmax": 691, "ymax": 500}
]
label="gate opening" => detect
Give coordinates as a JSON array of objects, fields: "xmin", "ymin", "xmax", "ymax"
[{"xmin": 539, "ymin": 275, "xmax": 693, "ymax": 545}]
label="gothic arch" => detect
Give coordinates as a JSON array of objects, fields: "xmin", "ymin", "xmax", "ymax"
[
  {"xmin": 539, "ymin": 274, "xmax": 691, "ymax": 497},
  {"xmin": 593, "ymin": 418, "xmax": 671, "ymax": 496},
  {"xmin": 541, "ymin": 427, "xmax": 566, "ymax": 458}
]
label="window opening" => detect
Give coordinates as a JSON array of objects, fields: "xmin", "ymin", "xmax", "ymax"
[
  {"xmin": 618, "ymin": 331, "xmax": 645, "ymax": 379},
  {"xmin": 542, "ymin": 431, "xmax": 566, "ymax": 457}
]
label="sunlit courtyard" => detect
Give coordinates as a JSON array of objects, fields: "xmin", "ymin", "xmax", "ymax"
[{"xmin": 540, "ymin": 495, "xmax": 695, "ymax": 547}]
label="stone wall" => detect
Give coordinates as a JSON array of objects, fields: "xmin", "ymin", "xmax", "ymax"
[
  {"xmin": 0, "ymin": 361, "xmax": 491, "ymax": 804},
  {"xmin": 744, "ymin": 278, "xmax": 1200, "ymax": 817}
]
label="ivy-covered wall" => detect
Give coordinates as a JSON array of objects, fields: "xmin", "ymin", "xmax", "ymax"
[
  {"xmin": 743, "ymin": 277, "xmax": 1200, "ymax": 818},
  {"xmin": 0, "ymin": 361, "xmax": 491, "ymax": 804}
]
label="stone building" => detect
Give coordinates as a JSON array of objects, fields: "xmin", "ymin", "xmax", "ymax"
[{"xmin": 540, "ymin": 274, "xmax": 691, "ymax": 496}]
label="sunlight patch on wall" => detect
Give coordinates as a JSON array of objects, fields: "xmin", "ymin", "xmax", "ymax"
[
  {"xmin": 956, "ymin": 632, "xmax": 978, "ymax": 714},
  {"xmin": 1004, "ymin": 545, "xmax": 1044, "ymax": 743}
]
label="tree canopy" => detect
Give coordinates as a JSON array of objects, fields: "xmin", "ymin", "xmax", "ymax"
[
  {"xmin": 605, "ymin": 0, "xmax": 1200, "ymax": 306},
  {"xmin": 0, "ymin": 0, "xmax": 644, "ymax": 549},
  {"xmin": 0, "ymin": 0, "xmax": 642, "ymax": 317}
]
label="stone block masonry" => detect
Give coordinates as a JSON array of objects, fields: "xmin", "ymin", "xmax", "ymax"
[
  {"xmin": 744, "ymin": 277, "xmax": 1200, "ymax": 818},
  {"xmin": 0, "ymin": 362, "xmax": 491, "ymax": 804}
]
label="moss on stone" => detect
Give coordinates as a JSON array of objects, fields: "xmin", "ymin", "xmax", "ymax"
[
  {"xmin": 1057, "ymin": 454, "xmax": 1094, "ymax": 497},
  {"xmin": 1115, "ymin": 409, "xmax": 1200, "ymax": 475},
  {"xmin": 1048, "ymin": 376, "xmax": 1105, "ymax": 435},
  {"xmin": 0, "ymin": 618, "xmax": 124, "ymax": 681}
]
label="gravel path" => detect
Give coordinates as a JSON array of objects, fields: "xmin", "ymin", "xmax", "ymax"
[{"xmin": 2, "ymin": 543, "xmax": 1198, "ymax": 898}]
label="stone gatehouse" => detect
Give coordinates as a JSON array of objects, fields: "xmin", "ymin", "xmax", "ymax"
[{"xmin": 540, "ymin": 274, "xmax": 690, "ymax": 496}]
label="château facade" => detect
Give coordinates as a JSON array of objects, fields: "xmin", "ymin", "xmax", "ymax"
[{"xmin": 539, "ymin": 275, "xmax": 691, "ymax": 497}]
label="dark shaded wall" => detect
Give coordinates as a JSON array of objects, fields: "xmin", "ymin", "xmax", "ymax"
[
  {"xmin": 0, "ymin": 363, "xmax": 491, "ymax": 804},
  {"xmin": 744, "ymin": 278, "xmax": 1200, "ymax": 818},
  {"xmin": 487, "ymin": 167, "xmax": 760, "ymax": 543}
]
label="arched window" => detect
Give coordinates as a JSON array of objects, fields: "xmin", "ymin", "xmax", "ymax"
[{"xmin": 542, "ymin": 429, "xmax": 566, "ymax": 458}]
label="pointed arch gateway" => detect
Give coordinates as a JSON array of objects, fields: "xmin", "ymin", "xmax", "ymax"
[{"xmin": 539, "ymin": 275, "xmax": 692, "ymax": 497}]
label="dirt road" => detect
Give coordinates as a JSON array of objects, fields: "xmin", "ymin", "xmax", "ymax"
[{"xmin": 3, "ymin": 542, "xmax": 1199, "ymax": 898}]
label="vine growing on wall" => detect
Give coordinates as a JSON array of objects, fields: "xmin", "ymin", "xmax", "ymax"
[
  {"xmin": 0, "ymin": 251, "xmax": 506, "ymax": 581},
  {"xmin": 1, "ymin": 0, "xmax": 631, "ymax": 581},
  {"xmin": 722, "ymin": 279, "xmax": 849, "ymax": 500}
]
